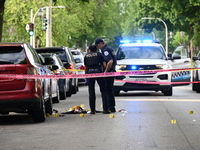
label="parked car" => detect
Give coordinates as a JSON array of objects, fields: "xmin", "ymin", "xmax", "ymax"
[
  {"xmin": 70, "ymin": 49, "xmax": 86, "ymax": 83},
  {"xmin": 192, "ymin": 51, "xmax": 200, "ymax": 92},
  {"xmin": 38, "ymin": 54, "xmax": 60, "ymax": 103},
  {"xmin": 39, "ymin": 53, "xmax": 72, "ymax": 99},
  {"xmin": 35, "ymin": 46, "xmax": 79, "ymax": 94},
  {"xmin": 0, "ymin": 43, "xmax": 53, "ymax": 122}
]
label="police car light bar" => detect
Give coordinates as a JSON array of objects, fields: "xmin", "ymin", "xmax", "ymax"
[{"xmin": 120, "ymin": 39, "xmax": 160, "ymax": 44}]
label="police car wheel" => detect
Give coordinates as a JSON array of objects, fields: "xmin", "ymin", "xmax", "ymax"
[
  {"xmin": 163, "ymin": 87, "xmax": 173, "ymax": 96},
  {"xmin": 196, "ymin": 83, "xmax": 200, "ymax": 93},
  {"xmin": 195, "ymin": 75, "xmax": 200, "ymax": 93},
  {"xmin": 192, "ymin": 76, "xmax": 196, "ymax": 91}
]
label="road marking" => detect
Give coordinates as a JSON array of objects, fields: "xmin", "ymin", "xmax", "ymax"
[{"xmin": 116, "ymin": 99, "xmax": 200, "ymax": 102}]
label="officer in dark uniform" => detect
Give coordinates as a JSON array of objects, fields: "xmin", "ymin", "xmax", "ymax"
[
  {"xmin": 84, "ymin": 45, "xmax": 110, "ymax": 114},
  {"xmin": 95, "ymin": 38, "xmax": 117, "ymax": 112}
]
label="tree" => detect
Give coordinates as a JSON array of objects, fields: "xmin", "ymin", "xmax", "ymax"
[
  {"xmin": 0, "ymin": 0, "xmax": 90, "ymax": 43},
  {"xmin": 122, "ymin": 0, "xmax": 200, "ymax": 53},
  {"xmin": 0, "ymin": 0, "xmax": 6, "ymax": 42}
]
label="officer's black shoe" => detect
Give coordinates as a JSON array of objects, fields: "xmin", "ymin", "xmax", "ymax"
[
  {"xmin": 109, "ymin": 108, "xmax": 116, "ymax": 112},
  {"xmin": 103, "ymin": 110, "xmax": 110, "ymax": 114},
  {"xmin": 89, "ymin": 111, "xmax": 96, "ymax": 114}
]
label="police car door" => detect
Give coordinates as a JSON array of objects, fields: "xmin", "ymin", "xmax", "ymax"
[{"xmin": 170, "ymin": 45, "xmax": 191, "ymax": 86}]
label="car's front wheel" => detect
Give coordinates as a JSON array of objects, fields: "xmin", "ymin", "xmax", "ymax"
[
  {"xmin": 163, "ymin": 86, "xmax": 173, "ymax": 96},
  {"xmin": 66, "ymin": 80, "xmax": 72, "ymax": 97},
  {"xmin": 53, "ymin": 84, "xmax": 60, "ymax": 103},
  {"xmin": 45, "ymin": 94, "xmax": 53, "ymax": 115},
  {"xmin": 60, "ymin": 85, "xmax": 67, "ymax": 100},
  {"xmin": 195, "ymin": 75, "xmax": 200, "ymax": 93},
  {"xmin": 72, "ymin": 79, "xmax": 77, "ymax": 94}
]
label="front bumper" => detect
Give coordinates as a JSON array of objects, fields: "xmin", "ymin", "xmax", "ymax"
[{"xmin": 114, "ymin": 71, "xmax": 171, "ymax": 92}]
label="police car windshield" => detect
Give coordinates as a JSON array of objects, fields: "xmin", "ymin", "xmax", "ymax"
[{"xmin": 116, "ymin": 46, "xmax": 166, "ymax": 60}]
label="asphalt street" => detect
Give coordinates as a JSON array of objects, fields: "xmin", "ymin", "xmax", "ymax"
[{"xmin": 1, "ymin": 84, "xmax": 200, "ymax": 150}]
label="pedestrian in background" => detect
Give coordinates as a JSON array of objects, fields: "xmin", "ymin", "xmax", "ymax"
[
  {"xmin": 95, "ymin": 38, "xmax": 117, "ymax": 112},
  {"xmin": 84, "ymin": 45, "xmax": 110, "ymax": 114}
]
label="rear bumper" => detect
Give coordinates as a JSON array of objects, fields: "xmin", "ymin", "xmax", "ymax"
[
  {"xmin": 78, "ymin": 78, "xmax": 86, "ymax": 82},
  {"xmin": 0, "ymin": 90, "xmax": 41, "ymax": 113},
  {"xmin": 114, "ymin": 72, "xmax": 172, "ymax": 92},
  {"xmin": 77, "ymin": 71, "xmax": 85, "ymax": 82}
]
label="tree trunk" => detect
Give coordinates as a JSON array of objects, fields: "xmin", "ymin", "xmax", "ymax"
[{"xmin": 0, "ymin": 0, "xmax": 6, "ymax": 42}]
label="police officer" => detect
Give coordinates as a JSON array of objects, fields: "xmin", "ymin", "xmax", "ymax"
[
  {"xmin": 95, "ymin": 38, "xmax": 117, "ymax": 112},
  {"xmin": 84, "ymin": 45, "xmax": 110, "ymax": 114}
]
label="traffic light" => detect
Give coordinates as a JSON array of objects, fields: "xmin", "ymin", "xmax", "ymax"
[
  {"xmin": 29, "ymin": 23, "xmax": 34, "ymax": 36},
  {"xmin": 42, "ymin": 19, "xmax": 48, "ymax": 30}
]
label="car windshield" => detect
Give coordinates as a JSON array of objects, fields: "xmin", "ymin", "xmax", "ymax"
[
  {"xmin": 36, "ymin": 49, "xmax": 69, "ymax": 62},
  {"xmin": 71, "ymin": 51, "xmax": 81, "ymax": 55},
  {"xmin": 0, "ymin": 46, "xmax": 27, "ymax": 64},
  {"xmin": 116, "ymin": 46, "xmax": 166, "ymax": 60}
]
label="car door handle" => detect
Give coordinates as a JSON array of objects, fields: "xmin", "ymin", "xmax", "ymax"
[{"xmin": 184, "ymin": 60, "xmax": 189, "ymax": 63}]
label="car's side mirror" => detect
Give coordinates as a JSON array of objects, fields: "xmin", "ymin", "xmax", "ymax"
[
  {"xmin": 63, "ymin": 62, "xmax": 70, "ymax": 68},
  {"xmin": 51, "ymin": 65, "xmax": 59, "ymax": 71},
  {"xmin": 192, "ymin": 56, "xmax": 199, "ymax": 61},
  {"xmin": 172, "ymin": 54, "xmax": 181, "ymax": 59}
]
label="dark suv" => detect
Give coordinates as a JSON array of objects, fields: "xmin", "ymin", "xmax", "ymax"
[
  {"xmin": 0, "ymin": 43, "xmax": 53, "ymax": 122},
  {"xmin": 35, "ymin": 46, "xmax": 79, "ymax": 94}
]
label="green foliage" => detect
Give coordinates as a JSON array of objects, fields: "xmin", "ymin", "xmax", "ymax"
[
  {"xmin": 171, "ymin": 31, "xmax": 189, "ymax": 47},
  {"xmin": 1, "ymin": 0, "xmax": 200, "ymax": 51},
  {"xmin": 121, "ymin": 0, "xmax": 200, "ymax": 53},
  {"xmin": 1, "ymin": 0, "xmax": 124, "ymax": 50}
]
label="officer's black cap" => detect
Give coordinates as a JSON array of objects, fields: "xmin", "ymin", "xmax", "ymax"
[{"xmin": 95, "ymin": 38, "xmax": 104, "ymax": 46}]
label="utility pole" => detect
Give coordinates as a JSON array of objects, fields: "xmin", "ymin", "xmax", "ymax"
[
  {"xmin": 49, "ymin": 0, "xmax": 52, "ymax": 47},
  {"xmin": 46, "ymin": 7, "xmax": 50, "ymax": 47},
  {"xmin": 30, "ymin": 9, "xmax": 33, "ymax": 46}
]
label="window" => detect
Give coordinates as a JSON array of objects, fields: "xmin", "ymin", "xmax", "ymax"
[
  {"xmin": 0, "ymin": 46, "xmax": 27, "ymax": 64},
  {"xmin": 172, "ymin": 46, "xmax": 188, "ymax": 59},
  {"xmin": 117, "ymin": 46, "xmax": 166, "ymax": 60}
]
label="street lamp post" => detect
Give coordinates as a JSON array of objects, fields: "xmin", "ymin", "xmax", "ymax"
[{"xmin": 141, "ymin": 17, "xmax": 168, "ymax": 54}]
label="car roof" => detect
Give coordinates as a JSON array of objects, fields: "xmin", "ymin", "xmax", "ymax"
[
  {"xmin": 35, "ymin": 46, "xmax": 66, "ymax": 50},
  {"xmin": 0, "ymin": 43, "xmax": 27, "ymax": 46}
]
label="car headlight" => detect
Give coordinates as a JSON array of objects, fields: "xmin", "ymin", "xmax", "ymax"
[
  {"xmin": 116, "ymin": 65, "xmax": 126, "ymax": 71},
  {"xmin": 156, "ymin": 64, "xmax": 172, "ymax": 69}
]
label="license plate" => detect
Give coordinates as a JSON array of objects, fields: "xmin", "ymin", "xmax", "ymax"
[{"xmin": 135, "ymin": 78, "xmax": 147, "ymax": 81}]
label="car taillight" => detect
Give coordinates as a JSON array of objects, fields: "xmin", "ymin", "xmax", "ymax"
[
  {"xmin": 27, "ymin": 66, "xmax": 36, "ymax": 82},
  {"xmin": 80, "ymin": 65, "xmax": 85, "ymax": 70},
  {"xmin": 67, "ymin": 63, "xmax": 73, "ymax": 69}
]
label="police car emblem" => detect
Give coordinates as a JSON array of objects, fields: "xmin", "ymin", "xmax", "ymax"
[{"xmin": 104, "ymin": 51, "xmax": 109, "ymax": 56}]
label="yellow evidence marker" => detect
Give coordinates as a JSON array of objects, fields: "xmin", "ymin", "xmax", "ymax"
[
  {"xmin": 80, "ymin": 113, "xmax": 85, "ymax": 117},
  {"xmin": 189, "ymin": 111, "xmax": 194, "ymax": 114},
  {"xmin": 53, "ymin": 113, "xmax": 59, "ymax": 117},
  {"xmin": 46, "ymin": 113, "xmax": 51, "ymax": 117},
  {"xmin": 109, "ymin": 114, "xmax": 115, "ymax": 118},
  {"xmin": 171, "ymin": 119, "xmax": 176, "ymax": 124},
  {"xmin": 80, "ymin": 104, "xmax": 85, "ymax": 108}
]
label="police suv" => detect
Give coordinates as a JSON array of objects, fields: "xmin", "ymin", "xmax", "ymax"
[{"xmin": 114, "ymin": 40, "xmax": 173, "ymax": 96}]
